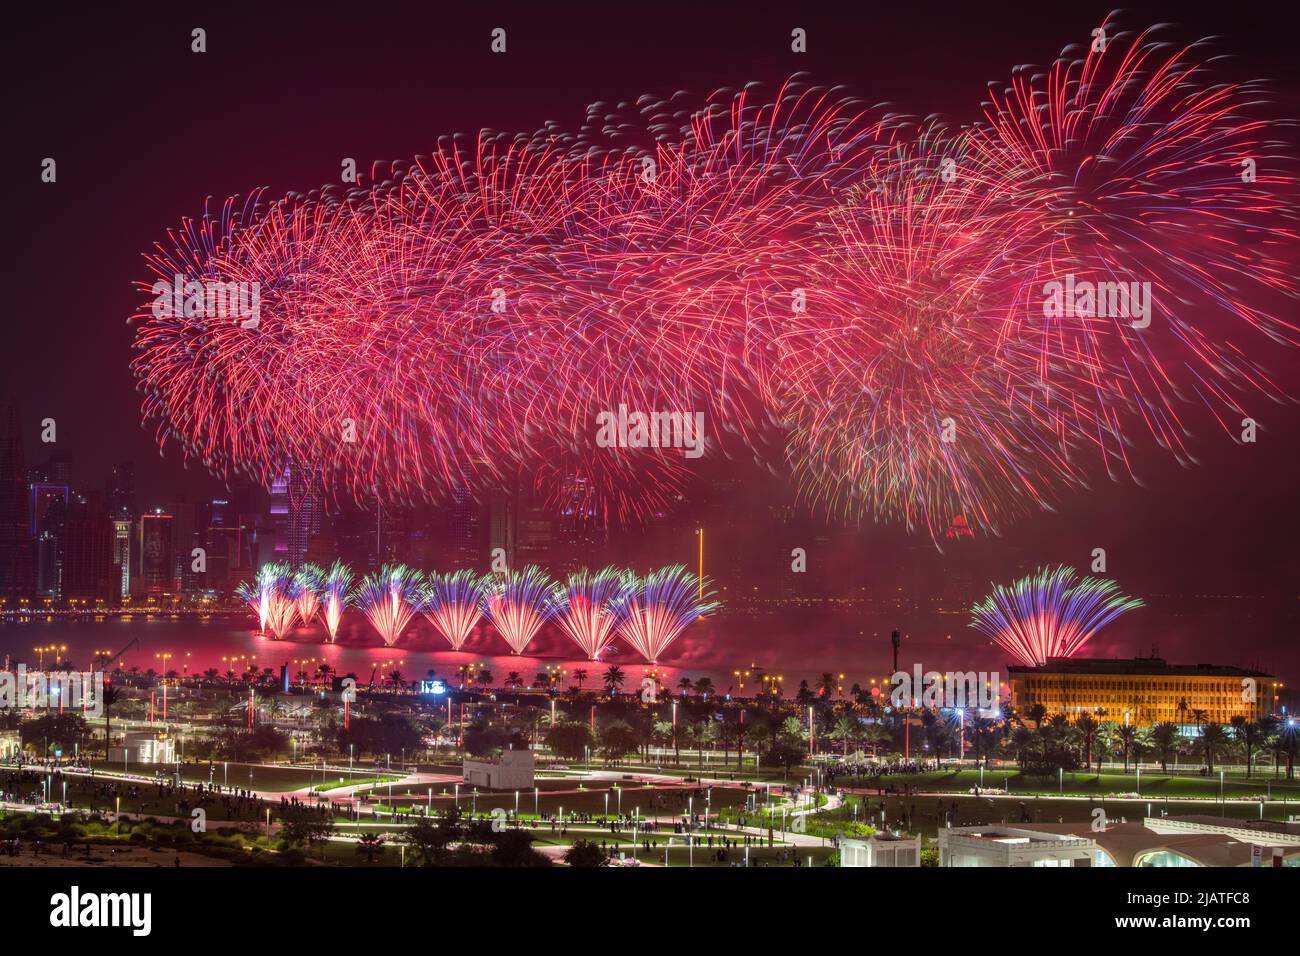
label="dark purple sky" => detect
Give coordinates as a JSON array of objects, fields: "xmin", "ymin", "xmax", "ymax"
[{"xmin": 3, "ymin": 0, "xmax": 1297, "ymax": 683}]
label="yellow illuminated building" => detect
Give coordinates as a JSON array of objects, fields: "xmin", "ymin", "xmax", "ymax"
[{"xmin": 1008, "ymin": 656, "xmax": 1279, "ymax": 727}]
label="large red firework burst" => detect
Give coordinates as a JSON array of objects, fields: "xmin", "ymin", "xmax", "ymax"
[{"xmin": 129, "ymin": 18, "xmax": 1298, "ymax": 537}]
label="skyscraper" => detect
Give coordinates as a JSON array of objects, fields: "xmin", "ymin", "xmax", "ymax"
[
  {"xmin": 138, "ymin": 510, "xmax": 174, "ymax": 596},
  {"xmin": 0, "ymin": 399, "xmax": 32, "ymax": 602},
  {"xmin": 63, "ymin": 491, "xmax": 114, "ymax": 602}
]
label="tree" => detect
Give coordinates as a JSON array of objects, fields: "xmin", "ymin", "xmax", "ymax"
[
  {"xmin": 21, "ymin": 713, "xmax": 90, "ymax": 757},
  {"xmin": 564, "ymin": 839, "xmax": 608, "ymax": 867},
  {"xmin": 1075, "ymin": 714, "xmax": 1098, "ymax": 769},
  {"xmin": 356, "ymin": 832, "xmax": 384, "ymax": 864},
  {"xmin": 693, "ymin": 676, "xmax": 714, "ymax": 699},
  {"xmin": 1231, "ymin": 717, "xmax": 1264, "ymax": 777},
  {"xmin": 101, "ymin": 682, "xmax": 123, "ymax": 757},
  {"xmin": 403, "ymin": 808, "xmax": 463, "ymax": 865},
  {"xmin": 504, "ymin": 672, "xmax": 523, "ymax": 689},
  {"xmin": 545, "ymin": 721, "xmax": 595, "ymax": 762},
  {"xmin": 1200, "ymin": 723, "xmax": 1227, "ymax": 772},
  {"xmin": 677, "ymin": 677, "xmax": 694, "ymax": 696},
  {"xmin": 862, "ymin": 723, "xmax": 892, "ymax": 758},
  {"xmin": 599, "ymin": 721, "xmax": 640, "ymax": 764},
  {"xmin": 279, "ymin": 806, "xmax": 335, "ymax": 858},
  {"xmin": 573, "ymin": 669, "xmax": 588, "ymax": 691},
  {"xmin": 1027, "ymin": 703, "xmax": 1047, "ymax": 729},
  {"xmin": 833, "ymin": 716, "xmax": 860, "ymax": 755},
  {"xmin": 689, "ymin": 720, "xmax": 718, "ymax": 763},
  {"xmin": 816, "ymin": 673, "xmax": 837, "ymax": 698},
  {"xmin": 603, "ymin": 666, "xmax": 625, "ymax": 695},
  {"xmin": 1150, "ymin": 722, "xmax": 1180, "ymax": 773},
  {"xmin": 1116, "ymin": 724, "xmax": 1138, "ymax": 773}
]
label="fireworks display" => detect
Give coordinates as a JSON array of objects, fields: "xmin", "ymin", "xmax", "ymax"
[
  {"xmin": 233, "ymin": 580, "xmax": 264, "ymax": 633},
  {"xmin": 548, "ymin": 567, "xmax": 631, "ymax": 661},
  {"xmin": 970, "ymin": 565, "xmax": 1144, "ymax": 667},
  {"xmin": 484, "ymin": 566, "xmax": 554, "ymax": 655},
  {"xmin": 129, "ymin": 17, "xmax": 1297, "ymax": 537},
  {"xmin": 293, "ymin": 563, "xmax": 325, "ymax": 626},
  {"xmin": 422, "ymin": 570, "xmax": 489, "ymax": 650},
  {"xmin": 321, "ymin": 560, "xmax": 354, "ymax": 642},
  {"xmin": 354, "ymin": 565, "xmax": 423, "ymax": 647},
  {"xmin": 617, "ymin": 565, "xmax": 718, "ymax": 664},
  {"xmin": 248, "ymin": 562, "xmax": 300, "ymax": 640}
]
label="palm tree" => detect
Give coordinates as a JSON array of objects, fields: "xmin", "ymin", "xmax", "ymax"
[
  {"xmin": 1116, "ymin": 724, "xmax": 1138, "ymax": 773},
  {"xmin": 1200, "ymin": 723, "xmax": 1227, "ymax": 773},
  {"xmin": 356, "ymin": 832, "xmax": 384, "ymax": 863},
  {"xmin": 1230, "ymin": 717, "xmax": 1265, "ymax": 777},
  {"xmin": 1150, "ymin": 722, "xmax": 1180, "ymax": 773},
  {"xmin": 833, "ymin": 716, "xmax": 859, "ymax": 755},
  {"xmin": 677, "ymin": 677, "xmax": 694, "ymax": 697},
  {"xmin": 1027, "ymin": 703, "xmax": 1047, "ymax": 729},
  {"xmin": 477, "ymin": 668, "xmax": 493, "ymax": 688},
  {"xmin": 101, "ymin": 683, "xmax": 123, "ymax": 757},
  {"xmin": 505, "ymin": 671, "xmax": 523, "ymax": 689},
  {"xmin": 862, "ymin": 723, "xmax": 892, "ymax": 759},
  {"xmin": 816, "ymin": 672, "xmax": 837, "ymax": 698},
  {"xmin": 1075, "ymin": 714, "xmax": 1099, "ymax": 769},
  {"xmin": 573, "ymin": 669, "xmax": 588, "ymax": 691},
  {"xmin": 689, "ymin": 721, "xmax": 717, "ymax": 764},
  {"xmin": 603, "ymin": 666, "xmax": 625, "ymax": 695},
  {"xmin": 693, "ymin": 676, "xmax": 714, "ymax": 699}
]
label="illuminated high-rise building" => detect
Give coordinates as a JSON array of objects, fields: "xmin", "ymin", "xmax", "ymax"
[{"xmin": 0, "ymin": 398, "xmax": 32, "ymax": 603}]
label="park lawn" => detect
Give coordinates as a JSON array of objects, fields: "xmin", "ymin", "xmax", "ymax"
[
  {"xmin": 851, "ymin": 768, "xmax": 1300, "ymax": 800},
  {"xmin": 831, "ymin": 788, "xmax": 1299, "ymax": 837},
  {"xmin": 312, "ymin": 774, "xmax": 400, "ymax": 793},
  {"xmin": 366, "ymin": 781, "xmax": 752, "ymax": 820},
  {"xmin": 87, "ymin": 759, "xmax": 316, "ymax": 792}
]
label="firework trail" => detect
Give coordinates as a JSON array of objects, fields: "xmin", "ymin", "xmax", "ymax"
[
  {"xmin": 969, "ymin": 565, "xmax": 1144, "ymax": 666},
  {"xmin": 321, "ymin": 560, "xmax": 354, "ymax": 642},
  {"xmin": 484, "ymin": 566, "xmax": 554, "ymax": 655},
  {"xmin": 233, "ymin": 580, "xmax": 264, "ymax": 633},
  {"xmin": 128, "ymin": 20, "xmax": 1298, "ymax": 537},
  {"xmin": 548, "ymin": 567, "xmax": 631, "ymax": 661},
  {"xmin": 354, "ymin": 565, "xmax": 423, "ymax": 646},
  {"xmin": 422, "ymin": 570, "xmax": 489, "ymax": 650},
  {"xmin": 293, "ymin": 563, "xmax": 325, "ymax": 627},
  {"xmin": 616, "ymin": 565, "xmax": 718, "ymax": 663},
  {"xmin": 254, "ymin": 563, "xmax": 301, "ymax": 640}
]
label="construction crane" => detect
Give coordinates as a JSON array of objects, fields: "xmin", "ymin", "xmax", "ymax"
[{"xmin": 98, "ymin": 636, "xmax": 140, "ymax": 676}]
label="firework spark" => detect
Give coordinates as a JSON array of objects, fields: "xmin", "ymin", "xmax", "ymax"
[
  {"xmin": 253, "ymin": 563, "xmax": 301, "ymax": 640},
  {"xmin": 548, "ymin": 567, "xmax": 630, "ymax": 661},
  {"xmin": 616, "ymin": 565, "xmax": 718, "ymax": 664},
  {"xmin": 422, "ymin": 570, "xmax": 489, "ymax": 650},
  {"xmin": 321, "ymin": 560, "xmax": 354, "ymax": 642},
  {"xmin": 354, "ymin": 565, "xmax": 423, "ymax": 647},
  {"xmin": 128, "ymin": 22, "xmax": 1298, "ymax": 536},
  {"xmin": 970, "ymin": 565, "xmax": 1144, "ymax": 667},
  {"xmin": 293, "ymin": 563, "xmax": 325, "ymax": 627},
  {"xmin": 484, "ymin": 566, "xmax": 554, "ymax": 655}
]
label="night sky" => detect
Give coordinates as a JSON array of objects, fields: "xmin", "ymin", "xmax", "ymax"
[{"xmin": 3, "ymin": 1, "xmax": 1297, "ymax": 681}]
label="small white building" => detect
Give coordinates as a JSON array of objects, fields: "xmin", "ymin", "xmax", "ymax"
[
  {"xmin": 0, "ymin": 730, "xmax": 20, "ymax": 760},
  {"xmin": 108, "ymin": 731, "xmax": 176, "ymax": 766},
  {"xmin": 840, "ymin": 832, "xmax": 921, "ymax": 867},
  {"xmin": 939, "ymin": 825, "xmax": 1097, "ymax": 867},
  {"xmin": 463, "ymin": 749, "xmax": 534, "ymax": 790}
]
